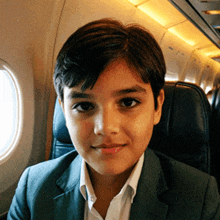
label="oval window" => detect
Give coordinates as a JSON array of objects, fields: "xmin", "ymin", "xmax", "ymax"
[{"xmin": 0, "ymin": 60, "xmax": 19, "ymax": 159}]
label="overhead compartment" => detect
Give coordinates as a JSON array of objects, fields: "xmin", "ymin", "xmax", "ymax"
[{"xmin": 168, "ymin": 0, "xmax": 220, "ymax": 49}]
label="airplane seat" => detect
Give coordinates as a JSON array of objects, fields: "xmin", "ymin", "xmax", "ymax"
[
  {"xmin": 209, "ymin": 87, "xmax": 220, "ymax": 187},
  {"xmin": 208, "ymin": 87, "xmax": 220, "ymax": 112},
  {"xmin": 50, "ymin": 99, "xmax": 74, "ymax": 159},
  {"xmin": 50, "ymin": 81, "xmax": 212, "ymax": 175},
  {"xmin": 206, "ymin": 88, "xmax": 217, "ymax": 106},
  {"xmin": 148, "ymin": 81, "xmax": 211, "ymax": 174}
]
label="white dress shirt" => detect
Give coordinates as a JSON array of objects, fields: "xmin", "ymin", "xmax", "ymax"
[{"xmin": 80, "ymin": 153, "xmax": 144, "ymax": 220}]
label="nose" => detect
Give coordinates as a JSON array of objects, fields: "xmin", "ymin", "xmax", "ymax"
[{"xmin": 94, "ymin": 107, "xmax": 120, "ymax": 136}]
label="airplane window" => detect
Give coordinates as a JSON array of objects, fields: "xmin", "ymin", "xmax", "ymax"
[{"xmin": 0, "ymin": 60, "xmax": 19, "ymax": 160}]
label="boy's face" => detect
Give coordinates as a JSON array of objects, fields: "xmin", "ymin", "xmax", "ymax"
[{"xmin": 60, "ymin": 59, "xmax": 164, "ymax": 177}]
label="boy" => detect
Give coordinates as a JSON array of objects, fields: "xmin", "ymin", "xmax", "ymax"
[{"xmin": 8, "ymin": 18, "xmax": 220, "ymax": 220}]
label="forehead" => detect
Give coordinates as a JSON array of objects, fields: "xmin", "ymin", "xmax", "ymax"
[
  {"xmin": 99, "ymin": 59, "xmax": 143, "ymax": 83},
  {"xmin": 63, "ymin": 59, "xmax": 151, "ymax": 99}
]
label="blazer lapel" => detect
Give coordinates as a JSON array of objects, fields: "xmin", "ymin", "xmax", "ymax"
[
  {"xmin": 52, "ymin": 149, "xmax": 170, "ymax": 220},
  {"xmin": 130, "ymin": 149, "xmax": 169, "ymax": 220},
  {"xmin": 53, "ymin": 155, "xmax": 85, "ymax": 220}
]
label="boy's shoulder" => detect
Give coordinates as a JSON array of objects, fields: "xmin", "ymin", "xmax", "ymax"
[
  {"xmin": 29, "ymin": 149, "xmax": 79, "ymax": 173},
  {"xmin": 141, "ymin": 149, "xmax": 220, "ymax": 219},
  {"xmin": 154, "ymin": 150, "xmax": 210, "ymax": 179},
  {"xmin": 22, "ymin": 150, "xmax": 80, "ymax": 189},
  {"xmin": 153, "ymin": 150, "xmax": 216, "ymax": 200}
]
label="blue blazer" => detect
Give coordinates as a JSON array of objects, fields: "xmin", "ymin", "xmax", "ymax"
[{"xmin": 7, "ymin": 148, "xmax": 220, "ymax": 220}]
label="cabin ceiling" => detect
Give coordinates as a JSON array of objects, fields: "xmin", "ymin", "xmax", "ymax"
[{"xmin": 168, "ymin": 0, "xmax": 220, "ymax": 61}]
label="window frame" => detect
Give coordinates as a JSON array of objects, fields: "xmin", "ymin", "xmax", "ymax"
[{"xmin": 0, "ymin": 59, "xmax": 22, "ymax": 164}]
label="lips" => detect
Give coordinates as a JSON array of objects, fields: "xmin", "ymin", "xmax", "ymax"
[{"xmin": 92, "ymin": 144, "xmax": 126, "ymax": 155}]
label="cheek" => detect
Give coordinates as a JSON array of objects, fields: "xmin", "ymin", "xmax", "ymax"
[
  {"xmin": 127, "ymin": 111, "xmax": 155, "ymax": 143},
  {"xmin": 66, "ymin": 118, "xmax": 94, "ymax": 148}
]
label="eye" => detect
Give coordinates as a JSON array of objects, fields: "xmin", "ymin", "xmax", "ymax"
[
  {"xmin": 72, "ymin": 102, "xmax": 94, "ymax": 112},
  {"xmin": 120, "ymin": 98, "xmax": 140, "ymax": 108}
]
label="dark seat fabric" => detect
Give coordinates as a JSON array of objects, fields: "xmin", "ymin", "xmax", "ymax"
[
  {"xmin": 50, "ymin": 99, "xmax": 73, "ymax": 159},
  {"xmin": 148, "ymin": 81, "xmax": 211, "ymax": 173},
  {"xmin": 208, "ymin": 88, "xmax": 220, "ymax": 186},
  {"xmin": 207, "ymin": 87, "xmax": 220, "ymax": 108},
  {"xmin": 50, "ymin": 81, "xmax": 211, "ymax": 174}
]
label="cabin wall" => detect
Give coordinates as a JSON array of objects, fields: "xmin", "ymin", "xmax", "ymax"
[
  {"xmin": 0, "ymin": 0, "xmax": 65, "ymax": 215},
  {"xmin": 159, "ymin": 31, "xmax": 193, "ymax": 81}
]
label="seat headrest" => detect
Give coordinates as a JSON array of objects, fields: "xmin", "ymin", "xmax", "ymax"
[
  {"xmin": 209, "ymin": 87, "xmax": 220, "ymax": 184},
  {"xmin": 52, "ymin": 81, "xmax": 211, "ymax": 173},
  {"xmin": 211, "ymin": 88, "xmax": 220, "ymax": 113},
  {"xmin": 53, "ymin": 100, "xmax": 71, "ymax": 144},
  {"xmin": 149, "ymin": 81, "xmax": 211, "ymax": 173}
]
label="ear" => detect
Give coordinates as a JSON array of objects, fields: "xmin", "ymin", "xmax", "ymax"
[{"xmin": 153, "ymin": 89, "xmax": 165, "ymax": 125}]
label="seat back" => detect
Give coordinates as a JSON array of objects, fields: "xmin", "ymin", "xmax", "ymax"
[
  {"xmin": 50, "ymin": 81, "xmax": 211, "ymax": 174},
  {"xmin": 208, "ymin": 88, "xmax": 220, "ymax": 185},
  {"xmin": 50, "ymin": 99, "xmax": 73, "ymax": 159},
  {"xmin": 149, "ymin": 81, "xmax": 211, "ymax": 173}
]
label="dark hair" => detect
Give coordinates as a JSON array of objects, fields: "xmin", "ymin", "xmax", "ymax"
[{"xmin": 54, "ymin": 18, "xmax": 166, "ymax": 109}]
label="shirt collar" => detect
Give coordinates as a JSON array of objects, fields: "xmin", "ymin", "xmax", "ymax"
[
  {"xmin": 126, "ymin": 153, "xmax": 144, "ymax": 202},
  {"xmin": 80, "ymin": 153, "xmax": 144, "ymax": 204},
  {"xmin": 80, "ymin": 161, "xmax": 95, "ymax": 201}
]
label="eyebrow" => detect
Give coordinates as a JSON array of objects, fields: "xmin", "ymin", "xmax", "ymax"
[
  {"xmin": 67, "ymin": 91, "xmax": 94, "ymax": 100},
  {"xmin": 67, "ymin": 85, "xmax": 147, "ymax": 100},
  {"xmin": 113, "ymin": 85, "xmax": 147, "ymax": 96}
]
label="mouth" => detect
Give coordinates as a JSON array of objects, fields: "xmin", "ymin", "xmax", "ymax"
[{"xmin": 91, "ymin": 144, "xmax": 127, "ymax": 155}]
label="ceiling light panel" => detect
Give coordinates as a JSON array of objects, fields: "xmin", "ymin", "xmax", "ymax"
[
  {"xmin": 213, "ymin": 25, "xmax": 220, "ymax": 29},
  {"xmin": 127, "ymin": 0, "xmax": 148, "ymax": 6},
  {"xmin": 168, "ymin": 20, "xmax": 212, "ymax": 47},
  {"xmin": 203, "ymin": 10, "xmax": 220, "ymax": 15},
  {"xmin": 137, "ymin": 0, "xmax": 187, "ymax": 28},
  {"xmin": 199, "ymin": 45, "xmax": 220, "ymax": 58}
]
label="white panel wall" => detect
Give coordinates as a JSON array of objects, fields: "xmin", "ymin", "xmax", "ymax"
[
  {"xmin": 183, "ymin": 51, "xmax": 204, "ymax": 84},
  {"xmin": 160, "ymin": 31, "xmax": 193, "ymax": 81}
]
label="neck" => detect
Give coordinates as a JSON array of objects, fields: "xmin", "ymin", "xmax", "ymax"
[
  {"xmin": 87, "ymin": 165, "xmax": 135, "ymax": 198},
  {"xmin": 87, "ymin": 165, "xmax": 135, "ymax": 219}
]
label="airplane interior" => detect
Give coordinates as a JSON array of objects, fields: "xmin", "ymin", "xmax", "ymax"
[{"xmin": 1, "ymin": 0, "xmax": 220, "ymax": 219}]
